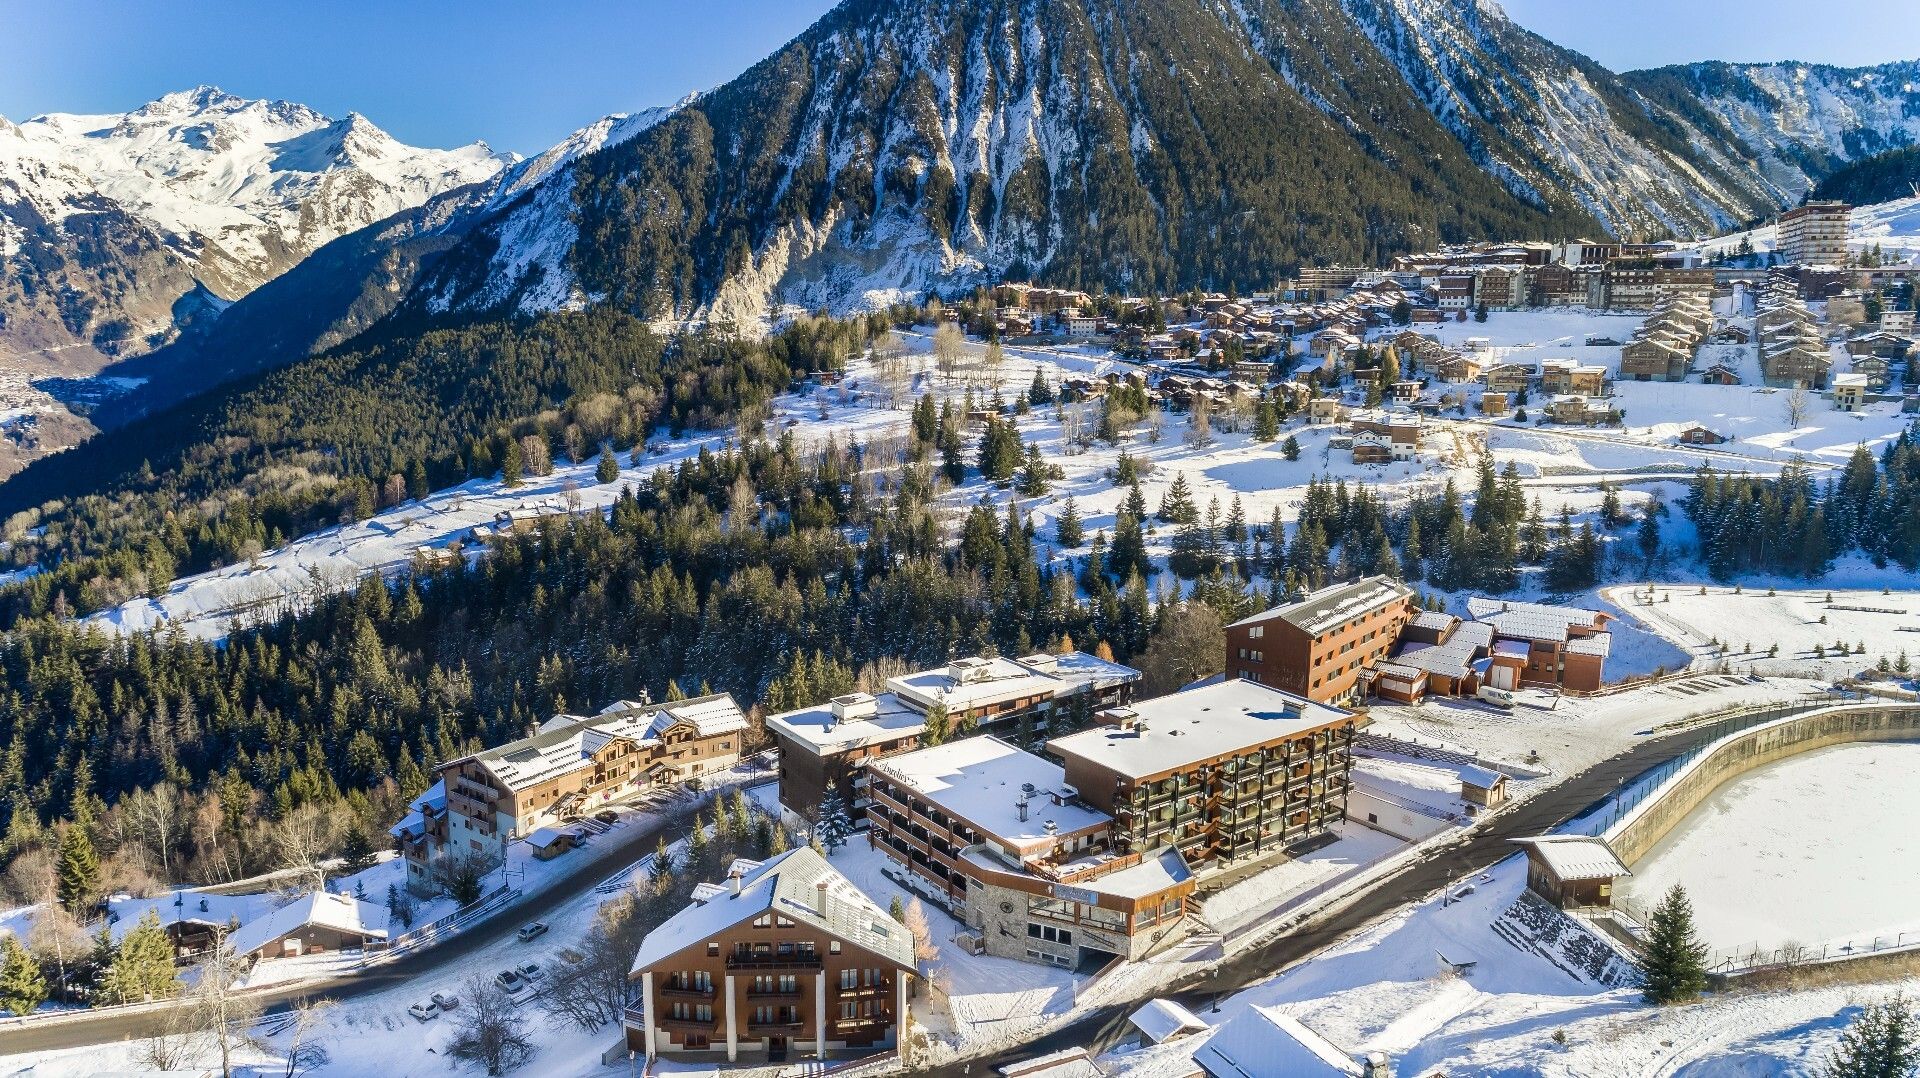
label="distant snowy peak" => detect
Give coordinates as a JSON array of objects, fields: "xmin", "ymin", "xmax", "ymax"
[
  {"xmin": 0, "ymin": 86, "xmax": 517, "ymax": 365},
  {"xmin": 491, "ymin": 97, "xmax": 688, "ymax": 205}
]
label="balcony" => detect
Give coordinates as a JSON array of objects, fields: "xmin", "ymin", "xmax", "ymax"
[
  {"xmin": 747, "ymin": 986, "xmax": 804, "ymax": 1000},
  {"xmin": 747, "ymin": 1018, "xmax": 806, "ymax": 1035},
  {"xmin": 658, "ymin": 983, "xmax": 716, "ymax": 1001},
  {"xmin": 727, "ymin": 952, "xmax": 823, "ymax": 972},
  {"xmin": 658, "ymin": 1016, "xmax": 717, "ymax": 1034}
]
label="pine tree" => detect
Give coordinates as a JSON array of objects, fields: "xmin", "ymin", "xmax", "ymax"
[
  {"xmin": 1158, "ymin": 473, "xmax": 1199, "ymax": 525},
  {"xmin": 923, "ymin": 700, "xmax": 952, "ymax": 746},
  {"xmin": 889, "ymin": 895, "xmax": 906, "ymax": 923},
  {"xmin": 1282, "ymin": 435, "xmax": 1301, "ymax": 462},
  {"xmin": 339, "ymin": 820, "xmax": 378, "ymax": 875},
  {"xmin": 0, "ymin": 934, "xmax": 47, "ymax": 1016},
  {"xmin": 1028, "ymin": 369, "xmax": 1055, "ymax": 406},
  {"xmin": 816, "ymin": 782, "xmax": 853, "ymax": 854},
  {"xmin": 1253, "ymin": 401, "xmax": 1280, "ymax": 442},
  {"xmin": 596, "ymin": 448, "xmax": 620, "ymax": 484},
  {"xmin": 1056, "ymin": 496, "xmax": 1085, "ymax": 548},
  {"xmin": 1822, "ymin": 997, "xmax": 1919, "ymax": 1077},
  {"xmin": 56, "ymin": 824, "xmax": 98, "ymax": 916},
  {"xmin": 1641, "ymin": 885, "xmax": 1710, "ymax": 1004},
  {"xmin": 501, "ymin": 438, "xmax": 524, "ymax": 488},
  {"xmin": 1017, "ymin": 444, "xmax": 1051, "ymax": 496},
  {"xmin": 97, "ymin": 911, "xmax": 179, "ymax": 1004}
]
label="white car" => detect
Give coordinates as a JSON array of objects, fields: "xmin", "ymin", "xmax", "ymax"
[
  {"xmin": 407, "ymin": 1002, "xmax": 439, "ymax": 1023},
  {"xmin": 517, "ymin": 921, "xmax": 549, "ymax": 942}
]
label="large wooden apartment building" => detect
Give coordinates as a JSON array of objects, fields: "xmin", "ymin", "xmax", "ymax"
[
  {"xmin": 391, "ymin": 695, "xmax": 748, "ymax": 895},
  {"xmin": 865, "ymin": 736, "xmax": 1195, "ymax": 969},
  {"xmin": 1223, "ymin": 576, "xmax": 1416, "ymax": 704},
  {"xmin": 1048, "ymin": 679, "xmax": 1359, "ymax": 874},
  {"xmin": 626, "ymin": 848, "xmax": 915, "ymax": 1062}
]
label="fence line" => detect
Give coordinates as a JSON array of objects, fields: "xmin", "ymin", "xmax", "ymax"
[{"xmin": 1568, "ymin": 696, "xmax": 1846, "ymax": 837}]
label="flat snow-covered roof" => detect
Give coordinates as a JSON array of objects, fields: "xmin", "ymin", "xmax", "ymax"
[
  {"xmin": 765, "ymin": 691, "xmax": 927, "ymax": 756},
  {"xmin": 872, "ymin": 735, "xmax": 1109, "ymax": 851},
  {"xmin": 1049, "ymin": 680, "xmax": 1352, "ymax": 780}
]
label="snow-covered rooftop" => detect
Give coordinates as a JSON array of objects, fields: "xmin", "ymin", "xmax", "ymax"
[
  {"xmin": 1228, "ymin": 575, "xmax": 1411, "ymax": 635},
  {"xmin": 871, "ymin": 735, "xmax": 1110, "ymax": 853},
  {"xmin": 630, "ymin": 847, "xmax": 911, "ymax": 973},
  {"xmin": 1514, "ymin": 836, "xmax": 1631, "ymax": 883},
  {"xmin": 227, "ymin": 890, "xmax": 389, "ymax": 958},
  {"xmin": 1129, "ymin": 998, "xmax": 1210, "ymax": 1044},
  {"xmin": 1192, "ymin": 1006, "xmax": 1363, "ymax": 1078},
  {"xmin": 477, "ymin": 693, "xmax": 746, "ymax": 792},
  {"xmin": 1049, "ymin": 680, "xmax": 1353, "ymax": 780}
]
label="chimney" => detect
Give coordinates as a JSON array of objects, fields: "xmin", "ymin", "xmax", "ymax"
[
  {"xmin": 816, "ymin": 879, "xmax": 830, "ymax": 912},
  {"xmin": 1362, "ymin": 1051, "xmax": 1392, "ymax": 1078},
  {"xmin": 1016, "ymin": 794, "xmax": 1029, "ymax": 823},
  {"xmin": 730, "ymin": 867, "xmax": 743, "ymax": 895},
  {"xmin": 1044, "ymin": 819, "xmax": 1058, "ymax": 838}
]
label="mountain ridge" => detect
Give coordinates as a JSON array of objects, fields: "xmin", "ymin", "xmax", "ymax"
[{"xmin": 0, "ymin": 85, "xmax": 515, "ymax": 368}]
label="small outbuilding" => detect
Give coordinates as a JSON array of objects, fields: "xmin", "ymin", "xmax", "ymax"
[
  {"xmin": 527, "ymin": 826, "xmax": 575, "ymax": 861},
  {"xmin": 1129, "ymin": 998, "xmax": 1211, "ymax": 1047},
  {"xmin": 1458, "ymin": 764, "xmax": 1509, "ymax": 808},
  {"xmin": 1514, "ymin": 835, "xmax": 1630, "ymax": 910}
]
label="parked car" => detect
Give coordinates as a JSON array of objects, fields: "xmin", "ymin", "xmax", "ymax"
[
  {"xmin": 496, "ymin": 969, "xmax": 524, "ymax": 991},
  {"xmin": 431, "ymin": 992, "xmax": 460, "ymax": 1011},
  {"xmin": 516, "ymin": 963, "xmax": 543, "ymax": 981},
  {"xmin": 517, "ymin": 921, "xmax": 548, "ymax": 942},
  {"xmin": 593, "ymin": 810, "xmax": 618, "ymax": 825},
  {"xmin": 407, "ymin": 1002, "xmax": 439, "ymax": 1023}
]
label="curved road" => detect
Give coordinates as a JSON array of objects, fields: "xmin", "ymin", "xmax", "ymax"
[
  {"xmin": 908, "ymin": 717, "xmax": 1731, "ymax": 1077},
  {"xmin": 0, "ymin": 796, "xmax": 705, "ymax": 1056}
]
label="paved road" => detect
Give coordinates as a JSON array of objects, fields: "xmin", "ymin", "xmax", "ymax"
[
  {"xmin": 0, "ymin": 794, "xmax": 706, "ymax": 1056},
  {"xmin": 909, "ymin": 723, "xmax": 1708, "ymax": 1076}
]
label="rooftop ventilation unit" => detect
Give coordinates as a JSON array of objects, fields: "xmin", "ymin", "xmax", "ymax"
[
  {"xmin": 829, "ymin": 692, "xmax": 878, "ymax": 726},
  {"xmin": 948, "ymin": 657, "xmax": 995, "ymax": 684}
]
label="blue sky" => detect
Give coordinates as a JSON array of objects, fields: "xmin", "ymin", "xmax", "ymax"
[{"xmin": 2, "ymin": 1, "xmax": 1917, "ymax": 155}]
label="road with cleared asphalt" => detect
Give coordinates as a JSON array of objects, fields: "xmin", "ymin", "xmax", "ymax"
[{"xmin": 907, "ymin": 719, "xmax": 1719, "ymax": 1076}]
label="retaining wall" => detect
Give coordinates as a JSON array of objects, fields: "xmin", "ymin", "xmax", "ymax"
[{"xmin": 1606, "ymin": 704, "xmax": 1920, "ymax": 865}]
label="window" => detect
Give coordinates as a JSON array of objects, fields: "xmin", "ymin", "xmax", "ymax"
[
  {"xmin": 707, "ymin": 942, "xmax": 720, "ymax": 956},
  {"xmin": 1026, "ymin": 923, "xmax": 1072, "ymax": 946},
  {"xmin": 752, "ymin": 915, "xmax": 772, "ymax": 928},
  {"xmin": 1248, "ymin": 625, "xmax": 1264, "ymax": 640},
  {"xmin": 830, "ymin": 941, "xmax": 841, "ymax": 954},
  {"xmin": 840, "ymin": 969, "xmax": 858, "ymax": 990},
  {"xmin": 840, "ymin": 1001, "xmax": 858, "ymax": 1020}
]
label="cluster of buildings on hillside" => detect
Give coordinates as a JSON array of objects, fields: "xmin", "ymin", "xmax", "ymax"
[
  {"xmin": 391, "ymin": 694, "xmax": 751, "ymax": 894},
  {"xmin": 368, "ymin": 575, "xmax": 1617, "ymax": 1067},
  {"xmin": 1224, "ymin": 576, "xmax": 1614, "ymax": 705}
]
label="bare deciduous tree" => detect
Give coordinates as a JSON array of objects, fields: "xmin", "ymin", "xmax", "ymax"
[
  {"xmin": 448, "ymin": 976, "xmax": 535, "ymax": 1075},
  {"xmin": 281, "ymin": 996, "xmax": 336, "ymax": 1077},
  {"xmin": 272, "ymin": 803, "xmax": 340, "ymax": 893},
  {"xmin": 187, "ymin": 933, "xmax": 262, "ymax": 1078},
  {"xmin": 1137, "ymin": 601, "xmax": 1228, "ymax": 696},
  {"xmin": 932, "ymin": 323, "xmax": 969, "ymax": 383},
  {"xmin": 1785, "ymin": 385, "xmax": 1811, "ymax": 426}
]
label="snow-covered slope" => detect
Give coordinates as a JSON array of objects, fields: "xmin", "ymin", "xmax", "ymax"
[
  {"xmin": 413, "ymin": 0, "xmax": 1916, "ymax": 330},
  {"xmin": 0, "ymin": 86, "xmax": 514, "ymax": 365}
]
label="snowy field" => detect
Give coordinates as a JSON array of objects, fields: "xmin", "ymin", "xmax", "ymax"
[
  {"xmin": 1619, "ymin": 741, "xmax": 1920, "ymax": 959},
  {"xmin": 1198, "ymin": 821, "xmax": 1405, "ymax": 934},
  {"xmin": 1609, "ymin": 583, "xmax": 1920, "ymax": 677},
  {"xmin": 1102, "ymin": 849, "xmax": 1920, "ymax": 1078}
]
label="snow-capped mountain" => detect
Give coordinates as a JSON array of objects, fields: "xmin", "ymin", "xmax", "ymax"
[
  {"xmin": 0, "ymin": 86, "xmax": 514, "ymax": 365},
  {"xmin": 403, "ymin": 0, "xmax": 1918, "ymax": 330}
]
